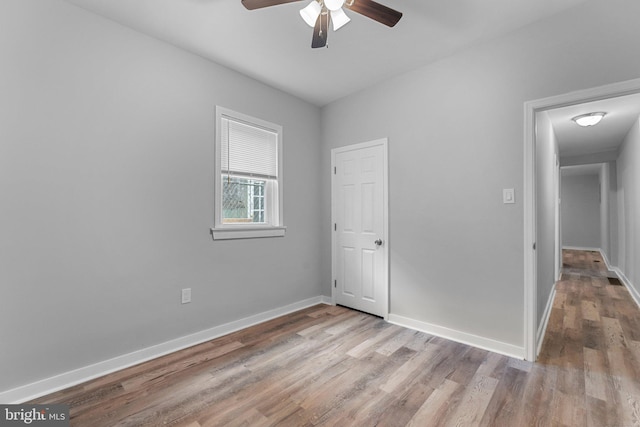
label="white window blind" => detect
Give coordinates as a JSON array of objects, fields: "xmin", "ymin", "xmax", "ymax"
[{"xmin": 221, "ymin": 117, "xmax": 278, "ymax": 179}]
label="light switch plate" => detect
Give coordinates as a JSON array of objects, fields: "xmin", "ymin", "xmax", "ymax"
[
  {"xmin": 181, "ymin": 288, "xmax": 191, "ymax": 304},
  {"xmin": 503, "ymin": 188, "xmax": 515, "ymax": 204}
]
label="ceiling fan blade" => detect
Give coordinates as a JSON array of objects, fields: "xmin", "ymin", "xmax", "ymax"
[
  {"xmin": 311, "ymin": 10, "xmax": 328, "ymax": 48},
  {"xmin": 344, "ymin": 0, "xmax": 402, "ymax": 27},
  {"xmin": 241, "ymin": 0, "xmax": 304, "ymax": 11}
]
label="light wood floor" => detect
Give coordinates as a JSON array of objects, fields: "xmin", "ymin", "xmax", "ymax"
[{"xmin": 32, "ymin": 249, "xmax": 640, "ymax": 426}]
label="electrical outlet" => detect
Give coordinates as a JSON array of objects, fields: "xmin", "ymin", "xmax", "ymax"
[{"xmin": 181, "ymin": 288, "xmax": 191, "ymax": 304}]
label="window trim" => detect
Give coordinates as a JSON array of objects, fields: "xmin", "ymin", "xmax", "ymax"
[{"xmin": 212, "ymin": 107, "xmax": 285, "ymax": 240}]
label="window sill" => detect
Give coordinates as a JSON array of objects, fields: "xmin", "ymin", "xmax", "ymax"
[{"xmin": 210, "ymin": 226, "xmax": 286, "ymax": 240}]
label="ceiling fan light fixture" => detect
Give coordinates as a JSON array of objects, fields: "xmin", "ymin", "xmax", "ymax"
[
  {"xmin": 300, "ymin": 1, "xmax": 322, "ymax": 27},
  {"xmin": 572, "ymin": 112, "xmax": 606, "ymax": 127},
  {"xmin": 324, "ymin": 0, "xmax": 345, "ymax": 11},
  {"xmin": 331, "ymin": 8, "xmax": 350, "ymax": 31}
]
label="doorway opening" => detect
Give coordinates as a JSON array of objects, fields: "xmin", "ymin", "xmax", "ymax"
[{"xmin": 524, "ymin": 77, "xmax": 640, "ymax": 361}]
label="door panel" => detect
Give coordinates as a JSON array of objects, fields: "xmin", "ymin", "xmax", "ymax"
[
  {"xmin": 361, "ymin": 249, "xmax": 375, "ymax": 300},
  {"xmin": 333, "ymin": 140, "xmax": 387, "ymax": 317},
  {"xmin": 342, "ymin": 247, "xmax": 356, "ymax": 297}
]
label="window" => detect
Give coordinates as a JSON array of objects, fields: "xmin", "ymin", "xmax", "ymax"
[{"xmin": 212, "ymin": 107, "xmax": 285, "ymax": 240}]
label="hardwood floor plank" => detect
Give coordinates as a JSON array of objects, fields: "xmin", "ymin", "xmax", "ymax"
[
  {"xmin": 602, "ymin": 316, "xmax": 627, "ymax": 348},
  {"xmin": 516, "ymin": 364, "xmax": 557, "ymax": 426},
  {"xmin": 375, "ymin": 328, "xmax": 417, "ymax": 356},
  {"xmin": 379, "ymin": 342, "xmax": 438, "ymax": 393},
  {"xmin": 444, "ymin": 370, "xmax": 499, "ymax": 426},
  {"xmin": 608, "ymin": 348, "xmax": 640, "ymax": 426},
  {"xmin": 371, "ymin": 381, "xmax": 433, "ymax": 427},
  {"xmin": 345, "ymin": 324, "xmax": 399, "ymax": 358},
  {"xmin": 584, "ymin": 347, "xmax": 608, "ymax": 401},
  {"xmin": 479, "ymin": 366, "xmax": 528, "ymax": 427},
  {"xmin": 582, "ymin": 299, "xmax": 601, "ymax": 322},
  {"xmin": 550, "ymin": 391, "xmax": 586, "ymax": 427},
  {"xmin": 405, "ymin": 379, "xmax": 460, "ymax": 427},
  {"xmin": 563, "ymin": 305, "xmax": 578, "ymax": 330}
]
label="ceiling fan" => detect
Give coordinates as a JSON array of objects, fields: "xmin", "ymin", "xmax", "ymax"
[{"xmin": 241, "ymin": 0, "xmax": 402, "ymax": 48}]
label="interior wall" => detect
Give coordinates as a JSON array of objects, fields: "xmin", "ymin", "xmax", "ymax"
[
  {"xmin": 608, "ymin": 162, "xmax": 619, "ymax": 266},
  {"xmin": 600, "ymin": 163, "xmax": 611, "ymax": 263},
  {"xmin": 0, "ymin": 0, "xmax": 323, "ymax": 394},
  {"xmin": 320, "ymin": 0, "xmax": 640, "ymax": 351},
  {"xmin": 617, "ymin": 118, "xmax": 640, "ymax": 293},
  {"xmin": 535, "ymin": 112, "xmax": 560, "ymax": 326},
  {"xmin": 561, "ymin": 173, "xmax": 601, "ymax": 249}
]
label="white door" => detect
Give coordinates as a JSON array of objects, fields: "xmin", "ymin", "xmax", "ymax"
[{"xmin": 332, "ymin": 139, "xmax": 388, "ymax": 318}]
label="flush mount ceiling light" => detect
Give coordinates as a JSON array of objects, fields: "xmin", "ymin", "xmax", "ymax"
[
  {"xmin": 572, "ymin": 112, "xmax": 607, "ymax": 127},
  {"xmin": 241, "ymin": 0, "xmax": 402, "ymax": 48}
]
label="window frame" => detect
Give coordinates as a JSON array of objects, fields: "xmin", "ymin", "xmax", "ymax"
[{"xmin": 211, "ymin": 106, "xmax": 285, "ymax": 240}]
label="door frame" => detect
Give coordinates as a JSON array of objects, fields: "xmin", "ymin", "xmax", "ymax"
[
  {"xmin": 523, "ymin": 77, "xmax": 640, "ymax": 361},
  {"xmin": 331, "ymin": 138, "xmax": 390, "ymax": 319},
  {"xmin": 554, "ymin": 153, "xmax": 561, "ymax": 283}
]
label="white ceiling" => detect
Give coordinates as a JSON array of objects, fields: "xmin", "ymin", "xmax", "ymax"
[
  {"xmin": 547, "ymin": 92, "xmax": 640, "ymax": 158},
  {"xmin": 64, "ymin": 0, "xmax": 590, "ymax": 106}
]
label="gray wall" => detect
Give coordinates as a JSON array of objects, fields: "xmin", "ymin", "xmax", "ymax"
[
  {"xmin": 536, "ymin": 112, "xmax": 560, "ymax": 325},
  {"xmin": 599, "ymin": 162, "xmax": 618, "ymax": 265},
  {"xmin": 0, "ymin": 0, "xmax": 322, "ymax": 393},
  {"xmin": 617, "ymin": 118, "xmax": 640, "ymax": 293},
  {"xmin": 600, "ymin": 165, "xmax": 609, "ymax": 260},
  {"xmin": 561, "ymin": 173, "xmax": 601, "ymax": 249},
  {"xmin": 320, "ymin": 0, "xmax": 640, "ymax": 349},
  {"xmin": 607, "ymin": 162, "xmax": 619, "ymax": 266}
]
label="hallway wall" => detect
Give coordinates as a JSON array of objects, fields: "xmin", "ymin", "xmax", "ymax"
[
  {"xmin": 617, "ymin": 118, "xmax": 640, "ymax": 298},
  {"xmin": 599, "ymin": 162, "xmax": 619, "ymax": 266},
  {"xmin": 536, "ymin": 112, "xmax": 560, "ymax": 327},
  {"xmin": 561, "ymin": 173, "xmax": 601, "ymax": 249}
]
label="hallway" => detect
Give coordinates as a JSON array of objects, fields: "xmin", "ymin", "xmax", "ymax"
[{"xmin": 535, "ymin": 249, "xmax": 640, "ymax": 425}]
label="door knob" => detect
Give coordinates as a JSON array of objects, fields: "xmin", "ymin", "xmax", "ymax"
[{"xmin": 374, "ymin": 239, "xmax": 383, "ymax": 246}]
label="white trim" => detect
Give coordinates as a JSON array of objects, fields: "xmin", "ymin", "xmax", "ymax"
[
  {"xmin": 600, "ymin": 250, "xmax": 613, "ymax": 271},
  {"xmin": 523, "ymin": 77, "xmax": 640, "ymax": 362},
  {"xmin": 0, "ymin": 296, "xmax": 332, "ymax": 404},
  {"xmin": 536, "ymin": 283, "xmax": 556, "ymax": 358},
  {"xmin": 554, "ymin": 153, "xmax": 562, "ymax": 282},
  {"xmin": 210, "ymin": 226, "xmax": 286, "ymax": 240},
  {"xmin": 523, "ymin": 99, "xmax": 537, "ymax": 361},
  {"xmin": 331, "ymin": 138, "xmax": 390, "ymax": 319},
  {"xmin": 612, "ymin": 268, "xmax": 640, "ymax": 309},
  {"xmin": 388, "ymin": 314, "xmax": 524, "ymax": 360}
]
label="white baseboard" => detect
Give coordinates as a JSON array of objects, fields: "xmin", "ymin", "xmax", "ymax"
[
  {"xmin": 613, "ymin": 268, "xmax": 640, "ymax": 309},
  {"xmin": 599, "ymin": 250, "xmax": 613, "ymax": 271},
  {"xmin": 536, "ymin": 283, "xmax": 557, "ymax": 358},
  {"xmin": 387, "ymin": 314, "xmax": 525, "ymax": 360},
  {"xmin": 0, "ymin": 295, "xmax": 332, "ymax": 404}
]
